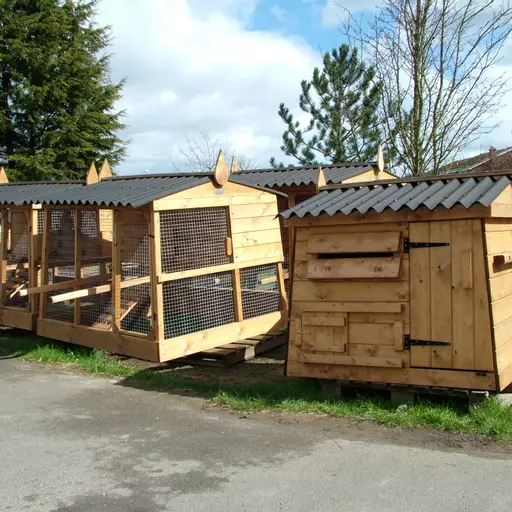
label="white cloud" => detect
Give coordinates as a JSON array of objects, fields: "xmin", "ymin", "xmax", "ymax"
[{"xmin": 96, "ymin": 0, "xmax": 318, "ymax": 174}]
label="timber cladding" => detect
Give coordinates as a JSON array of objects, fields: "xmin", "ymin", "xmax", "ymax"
[{"xmin": 284, "ymin": 175, "xmax": 512, "ymax": 392}]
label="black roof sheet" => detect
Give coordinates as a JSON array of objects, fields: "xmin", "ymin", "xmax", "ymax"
[
  {"xmin": 235, "ymin": 162, "xmax": 377, "ymax": 188},
  {"xmin": 0, "ymin": 174, "xmax": 285, "ymax": 208},
  {"xmin": 280, "ymin": 173, "xmax": 512, "ymax": 219}
]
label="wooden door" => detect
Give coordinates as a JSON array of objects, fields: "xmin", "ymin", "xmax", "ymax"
[{"xmin": 409, "ymin": 220, "xmax": 494, "ymax": 371}]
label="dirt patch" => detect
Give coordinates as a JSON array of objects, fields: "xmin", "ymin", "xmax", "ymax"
[{"xmin": 110, "ymin": 344, "xmax": 288, "ymax": 384}]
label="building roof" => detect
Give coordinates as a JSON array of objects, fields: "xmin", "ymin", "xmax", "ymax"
[
  {"xmin": 280, "ymin": 172, "xmax": 511, "ymax": 219},
  {"xmin": 234, "ymin": 162, "xmax": 378, "ymax": 188},
  {"xmin": 442, "ymin": 147, "xmax": 512, "ymax": 174},
  {"xmin": 0, "ymin": 173, "xmax": 284, "ymax": 208}
]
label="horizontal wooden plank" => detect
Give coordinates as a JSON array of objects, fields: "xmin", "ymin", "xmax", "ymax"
[
  {"xmin": 486, "ymin": 255, "xmax": 512, "ymax": 278},
  {"xmin": 307, "ymin": 232, "xmax": 400, "ymax": 254},
  {"xmin": 285, "ymin": 361, "xmax": 497, "ymax": 391},
  {"xmin": 348, "ymin": 322, "xmax": 398, "ymax": 345},
  {"xmin": 484, "ymin": 219, "xmax": 512, "ymax": 231},
  {"xmin": 496, "ymin": 338, "xmax": 512, "ymax": 373},
  {"xmin": 490, "ymin": 294, "xmax": 512, "ymax": 325},
  {"xmin": 20, "ymin": 273, "xmax": 112, "ymax": 296},
  {"xmin": 302, "ymin": 312, "xmax": 346, "ymax": 327},
  {"xmin": 154, "ymin": 194, "xmax": 275, "ymax": 211},
  {"xmin": 349, "ymin": 312, "xmax": 405, "ymax": 324},
  {"xmin": 293, "ymin": 281, "xmax": 409, "ymax": 302},
  {"xmin": 158, "ymin": 311, "xmax": 287, "ymax": 361},
  {"xmin": 291, "ymin": 301, "xmax": 403, "ymax": 315},
  {"xmin": 348, "ymin": 343, "xmax": 407, "ymax": 358},
  {"xmin": 234, "ymin": 243, "xmax": 283, "ymax": 263},
  {"xmin": 37, "ymin": 319, "xmax": 159, "ymax": 361},
  {"xmin": 493, "ymin": 316, "xmax": 512, "ymax": 348},
  {"xmin": 229, "ymin": 203, "xmax": 278, "ymax": 219},
  {"xmin": 296, "ymin": 223, "xmax": 409, "ymax": 241},
  {"xmin": 306, "ymin": 257, "xmax": 401, "ymax": 279},
  {"xmin": 0, "ymin": 308, "xmax": 34, "ymax": 330},
  {"xmin": 493, "ymin": 253, "xmax": 512, "ymax": 265},
  {"xmin": 484, "ymin": 231, "xmax": 512, "ymax": 256},
  {"xmin": 299, "ymin": 351, "xmax": 403, "ymax": 368},
  {"xmin": 157, "ymin": 257, "xmax": 283, "ymax": 283},
  {"xmin": 230, "ymin": 215, "xmax": 280, "ymax": 234},
  {"xmin": 488, "ymin": 272, "xmax": 512, "ymax": 302},
  {"xmin": 232, "ymin": 229, "xmax": 282, "ymax": 248}
]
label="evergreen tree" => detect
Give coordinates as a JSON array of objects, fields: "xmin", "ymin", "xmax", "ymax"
[
  {"xmin": 0, "ymin": 0, "xmax": 126, "ymax": 181},
  {"xmin": 270, "ymin": 44, "xmax": 387, "ymax": 168}
]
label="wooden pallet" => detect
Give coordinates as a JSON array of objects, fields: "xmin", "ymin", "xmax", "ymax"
[
  {"xmin": 326, "ymin": 379, "xmax": 490, "ymax": 404},
  {"xmin": 173, "ymin": 332, "xmax": 286, "ymax": 367}
]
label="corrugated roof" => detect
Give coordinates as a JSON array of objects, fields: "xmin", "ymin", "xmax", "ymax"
[
  {"xmin": 0, "ymin": 173, "xmax": 285, "ymax": 207},
  {"xmin": 280, "ymin": 173, "xmax": 512, "ymax": 219},
  {"xmin": 441, "ymin": 147, "xmax": 512, "ymax": 174},
  {"xmin": 235, "ymin": 162, "xmax": 377, "ymax": 188}
]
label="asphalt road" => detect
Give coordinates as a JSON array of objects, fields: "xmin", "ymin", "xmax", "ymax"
[{"xmin": 1, "ymin": 357, "xmax": 511, "ymax": 512}]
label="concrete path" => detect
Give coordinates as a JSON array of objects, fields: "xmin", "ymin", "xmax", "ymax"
[{"xmin": 1, "ymin": 357, "xmax": 511, "ymax": 512}]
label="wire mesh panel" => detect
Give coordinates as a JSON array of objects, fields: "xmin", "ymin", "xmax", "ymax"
[
  {"xmin": 119, "ymin": 212, "xmax": 151, "ymax": 335},
  {"xmin": 160, "ymin": 208, "xmax": 231, "ymax": 274},
  {"xmin": 79, "ymin": 209, "xmax": 114, "ymax": 329},
  {"xmin": 240, "ymin": 264, "xmax": 280, "ymax": 320},
  {"xmin": 5, "ymin": 211, "xmax": 29, "ymax": 308},
  {"xmin": 162, "ymin": 271, "xmax": 235, "ymax": 339},
  {"xmin": 46, "ymin": 209, "xmax": 76, "ymax": 322}
]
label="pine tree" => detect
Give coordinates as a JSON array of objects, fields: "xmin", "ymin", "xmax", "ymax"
[
  {"xmin": 270, "ymin": 44, "xmax": 387, "ymax": 168},
  {"xmin": 0, "ymin": 0, "xmax": 126, "ymax": 181}
]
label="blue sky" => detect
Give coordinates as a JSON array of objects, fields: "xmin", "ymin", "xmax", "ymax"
[{"xmin": 96, "ymin": 0, "xmax": 512, "ymax": 175}]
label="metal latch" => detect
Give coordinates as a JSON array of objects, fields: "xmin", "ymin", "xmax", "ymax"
[
  {"xmin": 404, "ymin": 237, "xmax": 449, "ymax": 253},
  {"xmin": 404, "ymin": 335, "xmax": 451, "ymax": 350}
]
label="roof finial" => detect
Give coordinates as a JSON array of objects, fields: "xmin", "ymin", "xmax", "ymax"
[
  {"xmin": 0, "ymin": 167, "xmax": 8, "ymax": 184},
  {"xmin": 377, "ymin": 145, "xmax": 385, "ymax": 172},
  {"xmin": 316, "ymin": 166, "xmax": 326, "ymax": 193},
  {"xmin": 213, "ymin": 150, "xmax": 229, "ymax": 186},
  {"xmin": 85, "ymin": 162, "xmax": 99, "ymax": 185},
  {"xmin": 230, "ymin": 156, "xmax": 239, "ymax": 174},
  {"xmin": 98, "ymin": 158, "xmax": 112, "ymax": 180}
]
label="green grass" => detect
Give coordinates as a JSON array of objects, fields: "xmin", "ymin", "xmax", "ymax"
[{"xmin": 1, "ymin": 334, "xmax": 511, "ymax": 442}]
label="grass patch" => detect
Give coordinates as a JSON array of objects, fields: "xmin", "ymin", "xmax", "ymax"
[{"xmin": 1, "ymin": 333, "xmax": 511, "ymax": 442}]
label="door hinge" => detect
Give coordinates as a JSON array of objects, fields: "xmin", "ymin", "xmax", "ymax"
[
  {"xmin": 404, "ymin": 237, "xmax": 449, "ymax": 253},
  {"xmin": 404, "ymin": 335, "xmax": 451, "ymax": 350}
]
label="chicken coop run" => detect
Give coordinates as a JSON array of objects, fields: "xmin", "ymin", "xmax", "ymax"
[
  {"xmin": 282, "ymin": 170, "xmax": 512, "ymax": 393},
  {"xmin": 0, "ymin": 155, "xmax": 288, "ymax": 361}
]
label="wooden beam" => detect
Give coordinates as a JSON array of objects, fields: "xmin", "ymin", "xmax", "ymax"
[
  {"xmin": 0, "ymin": 210, "xmax": 8, "ymax": 298},
  {"xmin": 149, "ymin": 209, "xmax": 164, "ymax": 341},
  {"xmin": 98, "ymin": 159, "xmax": 112, "ymax": 180},
  {"xmin": 112, "ymin": 210, "xmax": 121, "ymax": 333},
  {"xmin": 74, "ymin": 210, "xmax": 81, "ymax": 325},
  {"xmin": 316, "ymin": 167, "xmax": 326, "ymax": 194},
  {"xmin": 85, "ymin": 162, "xmax": 99, "ymax": 185},
  {"xmin": 277, "ymin": 262, "xmax": 289, "ymax": 313},
  {"xmin": 0, "ymin": 167, "xmax": 8, "ymax": 184},
  {"xmin": 233, "ymin": 268, "xmax": 243, "ymax": 322},
  {"xmin": 28, "ymin": 207, "xmax": 39, "ymax": 316},
  {"xmin": 19, "ymin": 273, "xmax": 113, "ymax": 296},
  {"xmin": 377, "ymin": 144, "xmax": 384, "ymax": 172},
  {"xmin": 39, "ymin": 209, "xmax": 51, "ymax": 319},
  {"xmin": 230, "ymin": 156, "xmax": 239, "ymax": 174},
  {"xmin": 213, "ymin": 150, "xmax": 229, "ymax": 187}
]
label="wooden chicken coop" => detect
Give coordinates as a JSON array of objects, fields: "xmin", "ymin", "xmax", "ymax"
[
  {"xmin": 282, "ymin": 170, "xmax": 512, "ymax": 392},
  {"xmin": 1, "ymin": 155, "xmax": 288, "ymax": 362}
]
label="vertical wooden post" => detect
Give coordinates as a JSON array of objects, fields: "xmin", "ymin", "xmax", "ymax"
[
  {"xmin": 74, "ymin": 209, "xmax": 81, "ymax": 326},
  {"xmin": 149, "ymin": 207, "xmax": 164, "ymax": 341},
  {"xmin": 112, "ymin": 209, "xmax": 121, "ymax": 333},
  {"xmin": 232, "ymin": 268, "xmax": 243, "ymax": 322},
  {"xmin": 39, "ymin": 209, "xmax": 51, "ymax": 319},
  {"xmin": 277, "ymin": 262, "xmax": 288, "ymax": 314},
  {"xmin": 28, "ymin": 207, "xmax": 39, "ymax": 316},
  {"xmin": 287, "ymin": 193, "xmax": 297, "ymax": 280},
  {"xmin": 0, "ymin": 209, "xmax": 8, "ymax": 303}
]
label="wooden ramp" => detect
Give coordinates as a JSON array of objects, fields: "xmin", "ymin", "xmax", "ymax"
[{"xmin": 173, "ymin": 332, "xmax": 286, "ymax": 367}]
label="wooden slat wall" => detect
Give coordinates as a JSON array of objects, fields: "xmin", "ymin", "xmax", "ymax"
[
  {"xmin": 485, "ymin": 218, "xmax": 512, "ymax": 390},
  {"xmin": 289, "ymin": 222, "xmax": 410, "ymax": 371}
]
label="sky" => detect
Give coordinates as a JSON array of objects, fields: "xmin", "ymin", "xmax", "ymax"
[{"xmin": 96, "ymin": 0, "xmax": 512, "ymax": 175}]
